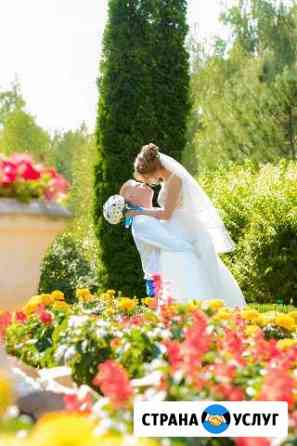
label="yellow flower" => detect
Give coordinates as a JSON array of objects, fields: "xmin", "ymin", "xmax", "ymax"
[
  {"xmin": 276, "ymin": 338, "xmax": 297, "ymax": 350},
  {"xmin": 0, "ymin": 436, "xmax": 25, "ymax": 446},
  {"xmin": 76, "ymin": 288, "xmax": 94, "ymax": 302},
  {"xmin": 86, "ymin": 433, "xmax": 124, "ymax": 446},
  {"xmin": 143, "ymin": 297, "xmax": 154, "ymax": 306},
  {"xmin": 245, "ymin": 325, "xmax": 261, "ymax": 337},
  {"xmin": 29, "ymin": 413, "xmax": 95, "ymax": 446},
  {"xmin": 259, "ymin": 311, "xmax": 278, "ymax": 327},
  {"xmin": 51, "ymin": 290, "xmax": 65, "ymax": 301},
  {"xmin": 241, "ymin": 309, "xmax": 261, "ymax": 323},
  {"xmin": 206, "ymin": 299, "xmax": 225, "ymax": 311},
  {"xmin": 274, "ymin": 314, "xmax": 296, "ymax": 331},
  {"xmin": 135, "ymin": 440, "xmax": 161, "ymax": 446},
  {"xmin": 105, "ymin": 307, "xmax": 115, "ymax": 317},
  {"xmin": 40, "ymin": 294, "xmax": 55, "ymax": 306},
  {"xmin": 118, "ymin": 298, "xmax": 137, "ymax": 312},
  {"xmin": 52, "ymin": 301, "xmax": 70, "ymax": 311},
  {"xmin": 187, "ymin": 301, "xmax": 201, "ymax": 311},
  {"xmin": 144, "ymin": 312, "xmax": 159, "ymax": 323},
  {"xmin": 0, "ymin": 371, "xmax": 13, "ymax": 416},
  {"xmin": 288, "ymin": 310, "xmax": 297, "ymax": 322},
  {"xmin": 23, "ymin": 295, "xmax": 43, "ymax": 314},
  {"xmin": 212, "ymin": 308, "xmax": 231, "ymax": 322}
]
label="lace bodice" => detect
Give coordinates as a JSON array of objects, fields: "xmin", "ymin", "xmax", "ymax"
[{"xmin": 158, "ymin": 174, "xmax": 184, "ymax": 209}]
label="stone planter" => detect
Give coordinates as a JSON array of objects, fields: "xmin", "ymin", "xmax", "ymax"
[{"xmin": 0, "ymin": 198, "xmax": 72, "ymax": 310}]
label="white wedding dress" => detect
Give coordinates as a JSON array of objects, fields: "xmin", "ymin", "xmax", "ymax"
[{"xmin": 158, "ymin": 173, "xmax": 246, "ymax": 308}]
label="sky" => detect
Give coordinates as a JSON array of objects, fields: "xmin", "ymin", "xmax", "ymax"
[{"xmin": 0, "ymin": 0, "xmax": 233, "ymax": 134}]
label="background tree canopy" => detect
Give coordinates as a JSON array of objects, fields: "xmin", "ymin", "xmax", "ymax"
[{"xmin": 185, "ymin": 0, "xmax": 297, "ymax": 174}]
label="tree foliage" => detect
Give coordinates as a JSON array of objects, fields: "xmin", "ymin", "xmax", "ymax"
[{"xmin": 188, "ymin": 0, "xmax": 297, "ymax": 172}]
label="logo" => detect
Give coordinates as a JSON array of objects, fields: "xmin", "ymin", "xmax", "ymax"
[
  {"xmin": 201, "ymin": 404, "xmax": 231, "ymax": 434},
  {"xmin": 133, "ymin": 401, "xmax": 288, "ymax": 437}
]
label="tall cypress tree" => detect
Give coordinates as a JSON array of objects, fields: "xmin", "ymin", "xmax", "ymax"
[
  {"xmin": 94, "ymin": 0, "xmax": 190, "ymax": 296},
  {"xmin": 150, "ymin": 0, "xmax": 190, "ymax": 161}
]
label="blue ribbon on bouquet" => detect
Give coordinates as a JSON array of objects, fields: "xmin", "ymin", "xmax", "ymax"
[{"xmin": 123, "ymin": 204, "xmax": 143, "ymax": 229}]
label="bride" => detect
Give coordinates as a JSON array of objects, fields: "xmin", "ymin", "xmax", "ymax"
[{"xmin": 126, "ymin": 143, "xmax": 246, "ymax": 308}]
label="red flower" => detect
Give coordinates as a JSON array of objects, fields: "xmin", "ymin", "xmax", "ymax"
[
  {"xmin": 212, "ymin": 383, "xmax": 245, "ymax": 401},
  {"xmin": 15, "ymin": 311, "xmax": 27, "ymax": 324},
  {"xmin": 235, "ymin": 438, "xmax": 271, "ymax": 446},
  {"xmin": 38, "ymin": 305, "xmax": 53, "ymax": 325},
  {"xmin": 92, "ymin": 360, "xmax": 133, "ymax": 407},
  {"xmin": 18, "ymin": 161, "xmax": 41, "ymax": 180}
]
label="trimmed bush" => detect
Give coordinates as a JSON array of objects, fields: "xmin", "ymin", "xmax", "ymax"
[
  {"xmin": 201, "ymin": 159, "xmax": 297, "ymax": 305},
  {"xmin": 39, "ymin": 233, "xmax": 100, "ymax": 303}
]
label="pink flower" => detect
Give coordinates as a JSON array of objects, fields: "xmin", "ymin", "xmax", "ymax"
[
  {"xmin": 152, "ymin": 273, "xmax": 162, "ymax": 296},
  {"xmin": 257, "ymin": 368, "xmax": 295, "ymax": 408},
  {"xmin": 43, "ymin": 175, "xmax": 70, "ymax": 201},
  {"xmin": 253, "ymin": 333, "xmax": 280, "ymax": 362},
  {"xmin": 10, "ymin": 153, "xmax": 34, "ymax": 164},
  {"xmin": 0, "ymin": 312, "xmax": 12, "ymax": 338},
  {"xmin": 220, "ymin": 327, "xmax": 246, "ymax": 366},
  {"xmin": 163, "ymin": 340, "xmax": 182, "ymax": 370},
  {"xmin": 92, "ymin": 360, "xmax": 133, "ymax": 407},
  {"xmin": 64, "ymin": 393, "xmax": 93, "ymax": 414},
  {"xmin": 129, "ymin": 314, "xmax": 144, "ymax": 326},
  {"xmin": 1, "ymin": 161, "xmax": 17, "ymax": 185},
  {"xmin": 212, "ymin": 383, "xmax": 245, "ymax": 401},
  {"xmin": 183, "ymin": 310, "xmax": 211, "ymax": 373},
  {"xmin": 291, "ymin": 410, "xmax": 297, "ymax": 428}
]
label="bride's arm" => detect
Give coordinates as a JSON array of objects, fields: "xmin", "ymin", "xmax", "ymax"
[{"xmin": 126, "ymin": 176, "xmax": 182, "ymax": 220}]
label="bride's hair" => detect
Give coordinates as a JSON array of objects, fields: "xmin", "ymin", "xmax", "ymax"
[{"xmin": 134, "ymin": 143, "xmax": 162, "ymax": 178}]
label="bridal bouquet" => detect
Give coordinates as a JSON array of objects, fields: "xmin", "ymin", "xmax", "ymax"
[{"xmin": 103, "ymin": 194, "xmax": 140, "ymax": 226}]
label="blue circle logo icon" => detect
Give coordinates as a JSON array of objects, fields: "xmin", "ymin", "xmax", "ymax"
[{"xmin": 201, "ymin": 404, "xmax": 231, "ymax": 434}]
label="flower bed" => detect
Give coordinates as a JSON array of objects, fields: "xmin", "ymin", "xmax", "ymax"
[
  {"xmin": 1, "ymin": 290, "xmax": 297, "ymax": 445},
  {"xmin": 0, "ymin": 153, "xmax": 70, "ymax": 203}
]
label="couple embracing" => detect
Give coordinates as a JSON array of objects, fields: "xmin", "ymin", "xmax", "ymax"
[{"xmin": 119, "ymin": 143, "xmax": 245, "ymax": 308}]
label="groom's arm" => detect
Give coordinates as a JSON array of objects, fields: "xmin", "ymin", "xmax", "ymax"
[{"xmin": 132, "ymin": 216, "xmax": 193, "ymax": 252}]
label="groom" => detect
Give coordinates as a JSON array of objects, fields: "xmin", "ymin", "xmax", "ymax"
[{"xmin": 119, "ymin": 179, "xmax": 194, "ymax": 296}]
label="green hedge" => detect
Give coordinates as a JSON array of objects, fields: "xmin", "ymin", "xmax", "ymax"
[
  {"xmin": 38, "ymin": 233, "xmax": 100, "ymax": 303},
  {"xmin": 201, "ymin": 159, "xmax": 297, "ymax": 305}
]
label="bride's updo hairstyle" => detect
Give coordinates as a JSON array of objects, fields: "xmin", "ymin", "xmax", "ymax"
[{"xmin": 134, "ymin": 143, "xmax": 162, "ymax": 180}]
